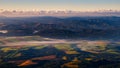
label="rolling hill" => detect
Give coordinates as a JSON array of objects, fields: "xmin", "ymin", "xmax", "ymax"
[{"xmin": 0, "ymin": 16, "xmax": 120, "ymax": 40}]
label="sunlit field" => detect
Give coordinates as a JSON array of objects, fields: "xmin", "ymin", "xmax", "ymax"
[{"xmin": 0, "ymin": 36, "xmax": 120, "ymax": 68}]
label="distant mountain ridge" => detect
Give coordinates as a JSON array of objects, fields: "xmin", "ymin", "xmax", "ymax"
[{"xmin": 0, "ymin": 16, "xmax": 120, "ymax": 40}]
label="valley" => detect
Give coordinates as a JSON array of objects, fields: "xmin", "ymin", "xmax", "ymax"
[
  {"xmin": 0, "ymin": 36, "xmax": 120, "ymax": 68},
  {"xmin": 0, "ymin": 16, "xmax": 120, "ymax": 68}
]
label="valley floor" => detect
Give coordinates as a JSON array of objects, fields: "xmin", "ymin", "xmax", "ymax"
[{"xmin": 0, "ymin": 36, "xmax": 120, "ymax": 68}]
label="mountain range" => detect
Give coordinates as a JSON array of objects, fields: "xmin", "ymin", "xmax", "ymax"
[{"xmin": 0, "ymin": 16, "xmax": 120, "ymax": 40}]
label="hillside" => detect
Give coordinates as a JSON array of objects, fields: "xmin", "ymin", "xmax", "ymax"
[{"xmin": 0, "ymin": 16, "xmax": 120, "ymax": 40}]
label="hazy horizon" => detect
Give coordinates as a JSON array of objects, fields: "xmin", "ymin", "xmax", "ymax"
[{"xmin": 0, "ymin": 0, "xmax": 120, "ymax": 11}]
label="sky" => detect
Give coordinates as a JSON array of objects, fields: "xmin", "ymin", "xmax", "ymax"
[{"xmin": 0, "ymin": 0, "xmax": 120, "ymax": 11}]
